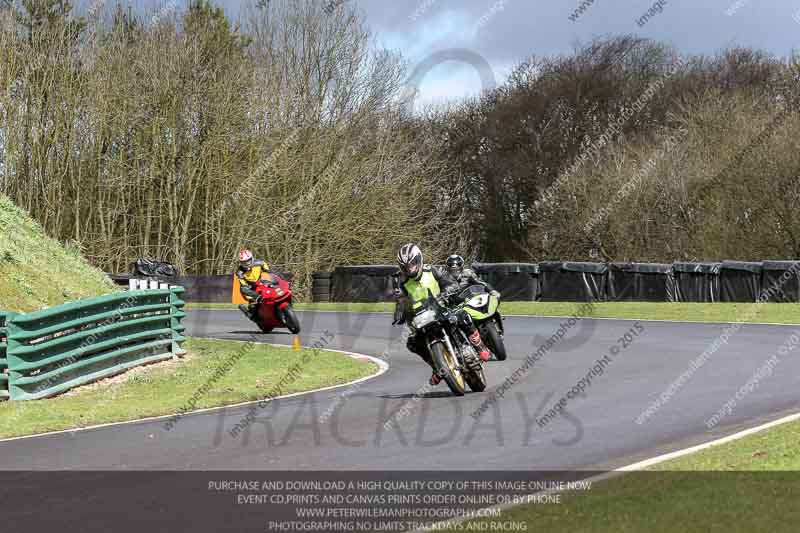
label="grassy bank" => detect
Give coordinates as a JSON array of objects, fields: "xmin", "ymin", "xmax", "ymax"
[
  {"xmin": 186, "ymin": 302, "xmax": 800, "ymax": 325},
  {"xmin": 0, "ymin": 337, "xmax": 376, "ymax": 439},
  {"xmin": 0, "ymin": 194, "xmax": 116, "ymax": 312},
  {"xmin": 451, "ymin": 418, "xmax": 800, "ymax": 532}
]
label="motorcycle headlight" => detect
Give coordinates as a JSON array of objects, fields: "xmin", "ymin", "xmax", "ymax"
[
  {"xmin": 412, "ymin": 309, "xmax": 437, "ymax": 329},
  {"xmin": 448, "ymin": 314, "xmax": 458, "ymax": 325},
  {"xmin": 467, "ymin": 294, "xmax": 489, "ymax": 308}
]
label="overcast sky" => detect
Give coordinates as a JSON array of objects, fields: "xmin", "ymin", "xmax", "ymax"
[
  {"xmin": 87, "ymin": 0, "xmax": 800, "ymax": 107},
  {"xmin": 353, "ymin": 0, "xmax": 799, "ymax": 107}
]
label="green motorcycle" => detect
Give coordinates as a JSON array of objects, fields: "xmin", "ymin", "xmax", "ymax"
[{"xmin": 458, "ymin": 284, "xmax": 507, "ymax": 361}]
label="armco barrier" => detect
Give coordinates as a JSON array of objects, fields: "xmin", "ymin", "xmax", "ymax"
[
  {"xmin": 0, "ymin": 311, "xmax": 14, "ymax": 401},
  {"xmin": 5, "ymin": 287, "xmax": 186, "ymax": 401}
]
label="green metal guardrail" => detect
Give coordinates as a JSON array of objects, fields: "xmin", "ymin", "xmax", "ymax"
[
  {"xmin": 5, "ymin": 287, "xmax": 186, "ymax": 401},
  {"xmin": 0, "ymin": 311, "xmax": 13, "ymax": 401}
]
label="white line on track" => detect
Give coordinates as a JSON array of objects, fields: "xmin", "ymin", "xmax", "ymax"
[
  {"xmin": 416, "ymin": 410, "xmax": 800, "ymax": 532},
  {"xmin": 0, "ymin": 341, "xmax": 389, "ymax": 443}
]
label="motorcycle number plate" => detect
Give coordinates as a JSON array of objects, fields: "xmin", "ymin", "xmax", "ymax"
[
  {"xmin": 467, "ymin": 294, "xmax": 489, "ymax": 308},
  {"xmin": 412, "ymin": 309, "xmax": 437, "ymax": 329}
]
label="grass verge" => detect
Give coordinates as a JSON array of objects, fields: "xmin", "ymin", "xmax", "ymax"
[
  {"xmin": 185, "ymin": 302, "xmax": 800, "ymax": 324},
  {"xmin": 450, "ymin": 418, "xmax": 800, "ymax": 532},
  {"xmin": 0, "ymin": 337, "xmax": 376, "ymax": 439}
]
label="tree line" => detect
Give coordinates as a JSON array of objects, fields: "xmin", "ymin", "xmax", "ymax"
[
  {"xmin": 0, "ymin": 1, "xmax": 798, "ymax": 298},
  {"xmin": 0, "ymin": 0, "xmax": 465, "ymax": 294}
]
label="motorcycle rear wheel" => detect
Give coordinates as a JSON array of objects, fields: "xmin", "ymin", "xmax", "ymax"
[{"xmin": 430, "ymin": 342, "xmax": 466, "ymax": 396}]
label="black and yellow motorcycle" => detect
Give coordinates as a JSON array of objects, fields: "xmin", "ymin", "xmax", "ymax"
[
  {"xmin": 459, "ymin": 284, "xmax": 507, "ymax": 360},
  {"xmin": 410, "ymin": 290, "xmax": 487, "ymax": 396}
]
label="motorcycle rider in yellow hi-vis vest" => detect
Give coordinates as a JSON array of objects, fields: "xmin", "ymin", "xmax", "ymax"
[{"xmin": 392, "ymin": 243, "xmax": 491, "ymax": 386}]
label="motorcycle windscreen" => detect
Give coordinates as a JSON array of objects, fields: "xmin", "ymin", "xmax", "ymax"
[
  {"xmin": 461, "ymin": 285, "xmax": 492, "ymax": 320},
  {"xmin": 458, "ymin": 285, "xmax": 486, "ymax": 300}
]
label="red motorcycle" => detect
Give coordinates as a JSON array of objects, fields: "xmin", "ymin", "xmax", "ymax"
[{"xmin": 253, "ymin": 272, "xmax": 301, "ymax": 334}]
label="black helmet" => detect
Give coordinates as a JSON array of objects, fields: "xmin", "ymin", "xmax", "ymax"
[
  {"xmin": 397, "ymin": 243, "xmax": 424, "ymax": 280},
  {"xmin": 446, "ymin": 254, "xmax": 464, "ymax": 275}
]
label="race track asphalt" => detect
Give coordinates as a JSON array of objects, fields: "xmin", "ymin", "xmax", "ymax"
[{"xmin": 1, "ymin": 309, "xmax": 799, "ymax": 470}]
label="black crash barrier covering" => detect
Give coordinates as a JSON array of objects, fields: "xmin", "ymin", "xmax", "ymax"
[
  {"xmin": 110, "ymin": 274, "xmax": 232, "ymax": 302},
  {"xmin": 109, "ymin": 272, "xmax": 294, "ymax": 302},
  {"xmin": 332, "ymin": 265, "xmax": 398, "ymax": 302},
  {"xmin": 673, "ymin": 262, "xmax": 721, "ymax": 302},
  {"xmin": 607, "ymin": 263, "xmax": 675, "ymax": 302},
  {"xmin": 472, "ymin": 262, "xmax": 540, "ymax": 301},
  {"xmin": 720, "ymin": 261, "xmax": 763, "ymax": 302},
  {"xmin": 169, "ymin": 275, "xmax": 232, "ymax": 303},
  {"xmin": 539, "ymin": 262, "xmax": 607, "ymax": 302},
  {"xmin": 761, "ymin": 261, "xmax": 800, "ymax": 302}
]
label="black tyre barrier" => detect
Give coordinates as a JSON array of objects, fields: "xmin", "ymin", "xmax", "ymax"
[
  {"xmin": 472, "ymin": 263, "xmax": 540, "ymax": 301},
  {"xmin": 761, "ymin": 261, "xmax": 800, "ymax": 302},
  {"xmin": 673, "ymin": 262, "xmax": 721, "ymax": 302},
  {"xmin": 331, "ymin": 265, "xmax": 398, "ymax": 302},
  {"xmin": 539, "ymin": 262, "xmax": 607, "ymax": 302},
  {"xmin": 108, "ymin": 260, "xmax": 800, "ymax": 303},
  {"xmin": 720, "ymin": 261, "xmax": 763, "ymax": 302},
  {"xmin": 607, "ymin": 263, "xmax": 676, "ymax": 302}
]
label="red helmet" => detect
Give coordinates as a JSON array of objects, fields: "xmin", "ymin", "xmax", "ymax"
[{"xmin": 239, "ymin": 248, "xmax": 254, "ymax": 269}]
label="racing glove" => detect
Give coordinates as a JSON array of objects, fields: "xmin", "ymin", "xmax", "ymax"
[{"xmin": 241, "ymin": 286, "xmax": 259, "ymax": 300}]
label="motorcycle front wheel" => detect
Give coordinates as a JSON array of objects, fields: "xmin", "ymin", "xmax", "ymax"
[
  {"xmin": 430, "ymin": 342, "xmax": 466, "ymax": 396},
  {"xmin": 256, "ymin": 317, "xmax": 273, "ymax": 334},
  {"xmin": 483, "ymin": 322, "xmax": 507, "ymax": 361},
  {"xmin": 464, "ymin": 365, "xmax": 487, "ymax": 392},
  {"xmin": 283, "ymin": 305, "xmax": 301, "ymax": 334}
]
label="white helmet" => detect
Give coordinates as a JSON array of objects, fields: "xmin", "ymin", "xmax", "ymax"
[{"xmin": 397, "ymin": 243, "xmax": 424, "ymax": 280}]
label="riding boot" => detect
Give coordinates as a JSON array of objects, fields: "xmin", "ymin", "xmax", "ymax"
[{"xmin": 469, "ymin": 330, "xmax": 491, "ymax": 362}]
